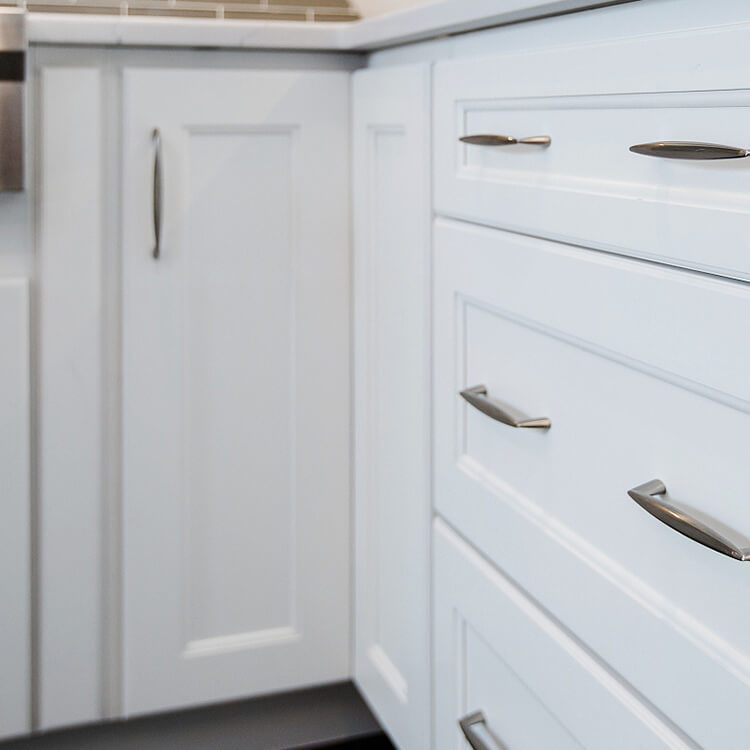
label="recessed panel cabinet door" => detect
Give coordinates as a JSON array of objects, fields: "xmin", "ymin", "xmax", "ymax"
[
  {"xmin": 121, "ymin": 69, "xmax": 350, "ymax": 716},
  {"xmin": 352, "ymin": 64, "xmax": 431, "ymax": 750}
]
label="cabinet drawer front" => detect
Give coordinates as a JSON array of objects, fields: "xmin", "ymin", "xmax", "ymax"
[
  {"xmin": 434, "ymin": 26, "xmax": 750, "ymax": 280},
  {"xmin": 434, "ymin": 520, "xmax": 691, "ymax": 750},
  {"xmin": 434, "ymin": 219, "xmax": 750, "ymax": 750}
]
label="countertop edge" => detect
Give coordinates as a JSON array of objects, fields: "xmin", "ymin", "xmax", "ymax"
[
  {"xmin": 26, "ymin": 0, "xmax": 635, "ymax": 51},
  {"xmin": 26, "ymin": 14, "xmax": 346, "ymax": 50}
]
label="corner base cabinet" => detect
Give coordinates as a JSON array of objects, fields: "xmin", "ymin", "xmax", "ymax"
[{"xmin": 121, "ymin": 69, "xmax": 351, "ymax": 716}]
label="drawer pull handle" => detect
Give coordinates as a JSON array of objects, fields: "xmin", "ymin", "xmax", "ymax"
[
  {"xmin": 460, "ymin": 134, "xmax": 551, "ymax": 147},
  {"xmin": 629, "ymin": 141, "xmax": 750, "ymax": 160},
  {"xmin": 152, "ymin": 128, "xmax": 163, "ymax": 260},
  {"xmin": 459, "ymin": 711, "xmax": 507, "ymax": 750},
  {"xmin": 460, "ymin": 385, "xmax": 551, "ymax": 429},
  {"xmin": 628, "ymin": 479, "xmax": 750, "ymax": 561}
]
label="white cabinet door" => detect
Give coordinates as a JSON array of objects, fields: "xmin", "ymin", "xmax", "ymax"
[
  {"xmin": 0, "ymin": 278, "xmax": 30, "ymax": 739},
  {"xmin": 352, "ymin": 64, "xmax": 431, "ymax": 750},
  {"xmin": 122, "ymin": 69, "xmax": 351, "ymax": 716}
]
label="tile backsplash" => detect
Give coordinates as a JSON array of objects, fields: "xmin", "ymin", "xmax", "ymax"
[{"xmin": 0, "ymin": 0, "xmax": 359, "ymax": 21}]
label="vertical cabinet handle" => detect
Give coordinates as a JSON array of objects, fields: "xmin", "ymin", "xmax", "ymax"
[
  {"xmin": 628, "ymin": 479, "xmax": 750, "ymax": 561},
  {"xmin": 459, "ymin": 712, "xmax": 508, "ymax": 750},
  {"xmin": 152, "ymin": 128, "xmax": 163, "ymax": 260},
  {"xmin": 460, "ymin": 385, "xmax": 551, "ymax": 429}
]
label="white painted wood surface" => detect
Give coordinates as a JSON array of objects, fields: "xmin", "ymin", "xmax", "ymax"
[
  {"xmin": 434, "ymin": 23, "xmax": 750, "ymax": 281},
  {"xmin": 37, "ymin": 66, "xmax": 105, "ymax": 730},
  {"xmin": 433, "ymin": 519, "xmax": 696, "ymax": 750},
  {"xmin": 121, "ymin": 69, "xmax": 351, "ymax": 715},
  {"xmin": 352, "ymin": 64, "xmax": 431, "ymax": 750},
  {"xmin": 433, "ymin": 218, "xmax": 750, "ymax": 750},
  {"xmin": 0, "ymin": 279, "xmax": 30, "ymax": 740}
]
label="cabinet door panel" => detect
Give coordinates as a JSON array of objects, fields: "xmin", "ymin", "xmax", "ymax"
[
  {"xmin": 0, "ymin": 278, "xmax": 30, "ymax": 739},
  {"xmin": 122, "ymin": 69, "xmax": 350, "ymax": 715},
  {"xmin": 352, "ymin": 64, "xmax": 431, "ymax": 750}
]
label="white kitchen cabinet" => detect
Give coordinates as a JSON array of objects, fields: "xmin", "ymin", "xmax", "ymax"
[
  {"xmin": 352, "ymin": 64, "xmax": 431, "ymax": 750},
  {"xmin": 22, "ymin": 5, "xmax": 750, "ymax": 747},
  {"xmin": 0, "ymin": 278, "xmax": 30, "ymax": 739},
  {"xmin": 121, "ymin": 69, "xmax": 351, "ymax": 716}
]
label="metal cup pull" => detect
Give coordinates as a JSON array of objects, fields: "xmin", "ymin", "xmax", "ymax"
[
  {"xmin": 628, "ymin": 479, "xmax": 750, "ymax": 561},
  {"xmin": 459, "ymin": 712, "xmax": 508, "ymax": 750},
  {"xmin": 460, "ymin": 385, "xmax": 551, "ymax": 429}
]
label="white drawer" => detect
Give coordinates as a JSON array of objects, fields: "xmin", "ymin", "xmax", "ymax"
[
  {"xmin": 433, "ymin": 520, "xmax": 692, "ymax": 750},
  {"xmin": 434, "ymin": 25, "xmax": 750, "ymax": 281},
  {"xmin": 434, "ymin": 218, "xmax": 750, "ymax": 750}
]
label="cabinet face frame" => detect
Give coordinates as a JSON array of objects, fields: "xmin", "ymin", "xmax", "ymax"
[
  {"xmin": 352, "ymin": 62, "xmax": 432, "ymax": 750},
  {"xmin": 36, "ymin": 64, "xmax": 108, "ymax": 730}
]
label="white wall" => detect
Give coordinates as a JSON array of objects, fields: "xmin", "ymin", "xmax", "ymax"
[{"xmin": 353, "ymin": 0, "xmax": 433, "ymax": 18}]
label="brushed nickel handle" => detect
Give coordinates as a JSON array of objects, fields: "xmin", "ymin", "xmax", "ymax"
[
  {"xmin": 459, "ymin": 712, "xmax": 508, "ymax": 750},
  {"xmin": 460, "ymin": 385, "xmax": 551, "ymax": 429},
  {"xmin": 628, "ymin": 479, "xmax": 750, "ymax": 561},
  {"xmin": 460, "ymin": 134, "xmax": 551, "ymax": 147},
  {"xmin": 629, "ymin": 141, "xmax": 750, "ymax": 160},
  {"xmin": 152, "ymin": 128, "xmax": 163, "ymax": 260}
]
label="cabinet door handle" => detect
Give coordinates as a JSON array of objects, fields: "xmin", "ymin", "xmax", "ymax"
[
  {"xmin": 628, "ymin": 479, "xmax": 750, "ymax": 561},
  {"xmin": 152, "ymin": 128, "xmax": 163, "ymax": 259},
  {"xmin": 629, "ymin": 141, "xmax": 750, "ymax": 160},
  {"xmin": 460, "ymin": 134, "xmax": 551, "ymax": 147},
  {"xmin": 460, "ymin": 385, "xmax": 551, "ymax": 429},
  {"xmin": 459, "ymin": 712, "xmax": 508, "ymax": 750}
]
